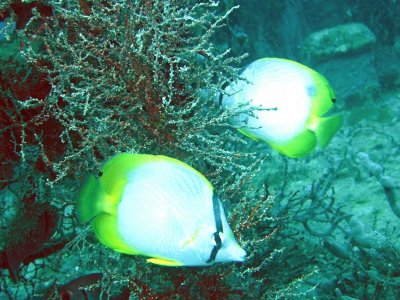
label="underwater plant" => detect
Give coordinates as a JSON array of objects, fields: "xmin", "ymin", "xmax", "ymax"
[{"xmin": 0, "ymin": 0, "xmax": 266, "ymax": 298}]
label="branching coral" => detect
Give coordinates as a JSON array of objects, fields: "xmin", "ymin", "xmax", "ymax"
[{"xmin": 0, "ymin": 0, "xmax": 265, "ymax": 298}]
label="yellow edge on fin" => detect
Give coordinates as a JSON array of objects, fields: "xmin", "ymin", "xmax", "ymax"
[
  {"xmin": 100, "ymin": 153, "xmax": 213, "ymax": 192},
  {"xmin": 269, "ymin": 129, "xmax": 317, "ymax": 158},
  {"xmin": 147, "ymin": 257, "xmax": 183, "ymax": 267},
  {"xmin": 92, "ymin": 213, "xmax": 140, "ymax": 255},
  {"xmin": 99, "ymin": 153, "xmax": 153, "ymax": 200}
]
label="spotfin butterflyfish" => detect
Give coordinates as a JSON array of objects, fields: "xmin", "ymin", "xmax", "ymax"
[
  {"xmin": 77, "ymin": 153, "xmax": 246, "ymax": 266},
  {"xmin": 220, "ymin": 57, "xmax": 342, "ymax": 158}
]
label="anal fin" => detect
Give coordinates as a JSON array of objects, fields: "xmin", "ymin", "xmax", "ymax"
[
  {"xmin": 147, "ymin": 257, "xmax": 183, "ymax": 266},
  {"xmin": 269, "ymin": 129, "xmax": 317, "ymax": 158}
]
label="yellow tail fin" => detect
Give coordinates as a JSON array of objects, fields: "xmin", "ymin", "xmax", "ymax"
[
  {"xmin": 77, "ymin": 175, "xmax": 109, "ymax": 224},
  {"xmin": 314, "ymin": 115, "xmax": 342, "ymax": 147},
  {"xmin": 77, "ymin": 172, "xmax": 139, "ymax": 255}
]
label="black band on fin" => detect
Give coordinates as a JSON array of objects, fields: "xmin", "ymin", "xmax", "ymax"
[{"xmin": 206, "ymin": 193, "xmax": 224, "ymax": 264}]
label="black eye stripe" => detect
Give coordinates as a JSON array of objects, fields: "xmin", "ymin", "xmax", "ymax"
[{"xmin": 206, "ymin": 193, "xmax": 224, "ymax": 264}]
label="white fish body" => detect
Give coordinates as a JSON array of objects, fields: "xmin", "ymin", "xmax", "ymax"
[
  {"xmin": 77, "ymin": 153, "xmax": 245, "ymax": 266},
  {"xmin": 221, "ymin": 58, "xmax": 342, "ymax": 158}
]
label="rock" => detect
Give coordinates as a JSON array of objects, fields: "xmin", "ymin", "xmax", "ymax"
[
  {"xmin": 302, "ymin": 23, "xmax": 377, "ymax": 63},
  {"xmin": 374, "ymin": 46, "xmax": 400, "ymax": 90}
]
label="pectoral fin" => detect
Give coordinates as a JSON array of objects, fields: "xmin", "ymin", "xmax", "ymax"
[{"xmin": 237, "ymin": 128, "xmax": 259, "ymax": 141}]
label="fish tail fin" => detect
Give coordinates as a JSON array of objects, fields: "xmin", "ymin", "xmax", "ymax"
[
  {"xmin": 314, "ymin": 114, "xmax": 342, "ymax": 147},
  {"xmin": 77, "ymin": 174, "xmax": 139, "ymax": 255},
  {"xmin": 77, "ymin": 174, "xmax": 108, "ymax": 224}
]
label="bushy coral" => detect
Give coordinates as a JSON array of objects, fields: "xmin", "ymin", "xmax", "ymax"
[{"xmin": 0, "ymin": 0, "xmax": 266, "ymax": 298}]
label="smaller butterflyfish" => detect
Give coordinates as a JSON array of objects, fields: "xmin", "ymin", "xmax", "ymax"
[
  {"xmin": 220, "ymin": 57, "xmax": 342, "ymax": 158},
  {"xmin": 77, "ymin": 153, "xmax": 246, "ymax": 267}
]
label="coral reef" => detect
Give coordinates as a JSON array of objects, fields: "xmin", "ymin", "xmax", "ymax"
[
  {"xmin": 0, "ymin": 0, "xmax": 263, "ymax": 298},
  {"xmin": 1, "ymin": 0, "xmax": 399, "ymax": 299}
]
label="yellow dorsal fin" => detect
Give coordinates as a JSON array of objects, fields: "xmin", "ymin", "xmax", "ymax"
[
  {"xmin": 99, "ymin": 153, "xmax": 154, "ymax": 201},
  {"xmin": 100, "ymin": 153, "xmax": 213, "ymax": 194}
]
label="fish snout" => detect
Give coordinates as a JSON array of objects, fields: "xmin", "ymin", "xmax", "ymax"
[
  {"xmin": 222, "ymin": 242, "xmax": 246, "ymax": 263},
  {"xmin": 230, "ymin": 245, "xmax": 247, "ymax": 262}
]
